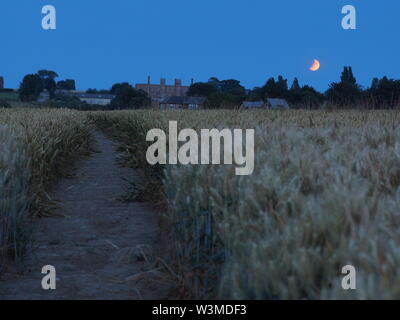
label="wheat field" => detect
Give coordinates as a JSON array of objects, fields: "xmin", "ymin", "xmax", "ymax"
[
  {"xmin": 0, "ymin": 108, "xmax": 92, "ymax": 271},
  {"xmin": 90, "ymin": 109, "xmax": 400, "ymax": 299},
  {"xmin": 2, "ymin": 107, "xmax": 400, "ymax": 299}
]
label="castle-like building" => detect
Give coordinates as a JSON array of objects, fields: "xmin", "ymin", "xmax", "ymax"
[{"xmin": 135, "ymin": 77, "xmax": 192, "ymax": 102}]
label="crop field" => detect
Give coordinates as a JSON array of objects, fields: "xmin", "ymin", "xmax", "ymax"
[
  {"xmin": 91, "ymin": 109, "xmax": 400, "ymax": 299},
  {"xmin": 0, "ymin": 108, "xmax": 92, "ymax": 271},
  {"xmin": 2, "ymin": 108, "xmax": 400, "ymax": 299}
]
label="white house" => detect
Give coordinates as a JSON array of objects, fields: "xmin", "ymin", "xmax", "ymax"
[{"xmin": 75, "ymin": 93, "xmax": 115, "ymax": 106}]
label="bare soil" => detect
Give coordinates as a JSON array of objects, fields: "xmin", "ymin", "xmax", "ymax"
[{"xmin": 0, "ymin": 131, "xmax": 172, "ymax": 300}]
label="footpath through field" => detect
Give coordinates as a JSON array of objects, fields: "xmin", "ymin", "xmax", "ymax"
[{"xmin": 0, "ymin": 131, "xmax": 170, "ymax": 299}]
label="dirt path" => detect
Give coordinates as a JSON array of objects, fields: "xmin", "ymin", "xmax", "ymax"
[{"xmin": 0, "ymin": 131, "xmax": 170, "ymax": 300}]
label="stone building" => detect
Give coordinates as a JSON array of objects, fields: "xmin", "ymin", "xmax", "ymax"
[
  {"xmin": 135, "ymin": 77, "xmax": 192, "ymax": 102},
  {"xmin": 0, "ymin": 76, "xmax": 4, "ymax": 89}
]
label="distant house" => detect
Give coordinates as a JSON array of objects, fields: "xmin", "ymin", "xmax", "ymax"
[
  {"xmin": 267, "ymin": 98, "xmax": 290, "ymax": 109},
  {"xmin": 241, "ymin": 98, "xmax": 290, "ymax": 110},
  {"xmin": 75, "ymin": 93, "xmax": 115, "ymax": 106},
  {"xmin": 55, "ymin": 90, "xmax": 115, "ymax": 106},
  {"xmin": 160, "ymin": 96, "xmax": 206, "ymax": 110}
]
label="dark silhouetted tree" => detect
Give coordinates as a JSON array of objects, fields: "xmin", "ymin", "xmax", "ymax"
[
  {"xmin": 110, "ymin": 83, "xmax": 150, "ymax": 109},
  {"xmin": 286, "ymin": 78, "xmax": 324, "ymax": 108},
  {"xmin": 366, "ymin": 76, "xmax": 400, "ymax": 108},
  {"xmin": 340, "ymin": 66, "xmax": 357, "ymax": 85},
  {"xmin": 248, "ymin": 87, "xmax": 264, "ymax": 101},
  {"xmin": 326, "ymin": 66, "xmax": 362, "ymax": 107},
  {"xmin": 111, "ymin": 82, "xmax": 132, "ymax": 95},
  {"xmin": 188, "ymin": 78, "xmax": 246, "ymax": 108},
  {"xmin": 37, "ymin": 70, "xmax": 58, "ymax": 80},
  {"xmin": 187, "ymin": 82, "xmax": 218, "ymax": 97},
  {"xmin": 19, "ymin": 74, "xmax": 44, "ymax": 102},
  {"xmin": 36, "ymin": 70, "xmax": 59, "ymax": 98},
  {"xmin": 291, "ymin": 78, "xmax": 300, "ymax": 90},
  {"xmin": 57, "ymin": 79, "xmax": 76, "ymax": 90},
  {"xmin": 262, "ymin": 76, "xmax": 288, "ymax": 99}
]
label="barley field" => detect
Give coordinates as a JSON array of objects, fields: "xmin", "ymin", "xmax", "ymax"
[
  {"xmin": 0, "ymin": 108, "xmax": 92, "ymax": 271},
  {"xmin": 91, "ymin": 109, "xmax": 400, "ymax": 299}
]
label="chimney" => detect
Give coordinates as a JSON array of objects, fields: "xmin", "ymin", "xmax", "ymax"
[
  {"xmin": 160, "ymin": 78, "xmax": 166, "ymax": 99},
  {"xmin": 146, "ymin": 76, "xmax": 151, "ymax": 97},
  {"xmin": 175, "ymin": 79, "xmax": 182, "ymax": 96}
]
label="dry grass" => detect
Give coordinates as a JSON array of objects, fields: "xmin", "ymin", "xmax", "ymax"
[{"xmin": 91, "ymin": 109, "xmax": 400, "ymax": 299}]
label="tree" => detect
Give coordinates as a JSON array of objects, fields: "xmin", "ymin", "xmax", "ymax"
[
  {"xmin": 189, "ymin": 78, "xmax": 246, "ymax": 108},
  {"xmin": 57, "ymin": 79, "xmax": 76, "ymax": 90},
  {"xmin": 297, "ymin": 85, "xmax": 324, "ymax": 108},
  {"xmin": 248, "ymin": 87, "xmax": 264, "ymax": 101},
  {"xmin": 326, "ymin": 82, "xmax": 361, "ymax": 106},
  {"xmin": 110, "ymin": 82, "xmax": 132, "ymax": 95},
  {"xmin": 291, "ymin": 78, "xmax": 300, "ymax": 91},
  {"xmin": 340, "ymin": 66, "xmax": 356, "ymax": 85},
  {"xmin": 276, "ymin": 75, "xmax": 288, "ymax": 92},
  {"xmin": 262, "ymin": 76, "xmax": 288, "ymax": 99},
  {"xmin": 37, "ymin": 70, "xmax": 58, "ymax": 80},
  {"xmin": 326, "ymin": 66, "xmax": 362, "ymax": 107},
  {"xmin": 110, "ymin": 83, "xmax": 150, "ymax": 109},
  {"xmin": 37, "ymin": 70, "xmax": 59, "ymax": 98},
  {"xmin": 366, "ymin": 76, "xmax": 400, "ymax": 108},
  {"xmin": 19, "ymin": 74, "xmax": 44, "ymax": 102},
  {"xmin": 370, "ymin": 78, "xmax": 379, "ymax": 91},
  {"xmin": 205, "ymin": 92, "xmax": 239, "ymax": 109},
  {"xmin": 44, "ymin": 78, "xmax": 57, "ymax": 98},
  {"xmin": 286, "ymin": 78, "xmax": 324, "ymax": 108},
  {"xmin": 219, "ymin": 79, "xmax": 245, "ymax": 94},
  {"xmin": 187, "ymin": 82, "xmax": 218, "ymax": 97},
  {"xmin": 208, "ymin": 77, "xmax": 221, "ymax": 90}
]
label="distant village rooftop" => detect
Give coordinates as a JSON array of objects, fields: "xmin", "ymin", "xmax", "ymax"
[{"xmin": 160, "ymin": 96, "xmax": 206, "ymax": 110}]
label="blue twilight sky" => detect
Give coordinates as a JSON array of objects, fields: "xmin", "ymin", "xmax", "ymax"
[{"xmin": 1, "ymin": 0, "xmax": 399, "ymax": 92}]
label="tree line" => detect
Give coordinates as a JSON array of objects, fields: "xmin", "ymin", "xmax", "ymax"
[
  {"xmin": 188, "ymin": 67, "xmax": 400, "ymax": 109},
  {"xmin": 19, "ymin": 70, "xmax": 76, "ymax": 101},
  {"xmin": 17, "ymin": 67, "xmax": 400, "ymax": 109},
  {"xmin": 18, "ymin": 71, "xmax": 149, "ymax": 110}
]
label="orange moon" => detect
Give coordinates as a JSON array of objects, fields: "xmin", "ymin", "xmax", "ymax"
[{"xmin": 309, "ymin": 59, "xmax": 321, "ymax": 71}]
